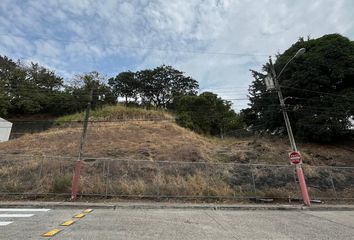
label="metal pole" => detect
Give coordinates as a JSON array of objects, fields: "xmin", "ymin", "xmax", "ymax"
[
  {"xmin": 105, "ymin": 159, "xmax": 110, "ymax": 198},
  {"xmin": 71, "ymin": 89, "xmax": 93, "ymax": 201},
  {"xmin": 269, "ymin": 57, "xmax": 311, "ymax": 207}
]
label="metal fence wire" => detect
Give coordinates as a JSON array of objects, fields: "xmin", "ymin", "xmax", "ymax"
[{"xmin": 0, "ymin": 154, "xmax": 353, "ymax": 201}]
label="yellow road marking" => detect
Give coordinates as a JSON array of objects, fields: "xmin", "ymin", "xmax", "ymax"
[
  {"xmin": 42, "ymin": 228, "xmax": 61, "ymax": 237},
  {"xmin": 61, "ymin": 219, "xmax": 75, "ymax": 226},
  {"xmin": 74, "ymin": 213, "xmax": 85, "ymax": 218},
  {"xmin": 83, "ymin": 209, "xmax": 93, "ymax": 213}
]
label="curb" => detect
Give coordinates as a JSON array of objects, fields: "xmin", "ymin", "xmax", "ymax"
[
  {"xmin": 0, "ymin": 201, "xmax": 115, "ymax": 209},
  {"xmin": 1, "ymin": 201, "xmax": 354, "ymax": 211}
]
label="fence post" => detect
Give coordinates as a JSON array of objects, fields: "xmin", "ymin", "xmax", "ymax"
[
  {"xmin": 105, "ymin": 160, "xmax": 110, "ymax": 198},
  {"xmin": 329, "ymin": 167, "xmax": 338, "ymax": 200},
  {"xmin": 156, "ymin": 161, "xmax": 161, "ymax": 199},
  {"xmin": 102, "ymin": 159, "xmax": 106, "ymax": 196},
  {"xmin": 36, "ymin": 155, "xmax": 45, "ymax": 194},
  {"xmin": 250, "ymin": 166, "xmax": 257, "ymax": 198}
]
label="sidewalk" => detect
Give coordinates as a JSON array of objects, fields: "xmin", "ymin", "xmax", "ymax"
[{"xmin": 1, "ymin": 201, "xmax": 354, "ymax": 211}]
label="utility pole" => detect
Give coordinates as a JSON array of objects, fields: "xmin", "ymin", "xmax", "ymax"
[
  {"xmin": 269, "ymin": 57, "xmax": 298, "ymax": 151},
  {"xmin": 71, "ymin": 89, "xmax": 93, "ymax": 201},
  {"xmin": 268, "ymin": 52, "xmax": 311, "ymax": 207}
]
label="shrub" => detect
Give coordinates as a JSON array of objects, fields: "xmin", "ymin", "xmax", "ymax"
[{"xmin": 51, "ymin": 175, "xmax": 71, "ymax": 193}]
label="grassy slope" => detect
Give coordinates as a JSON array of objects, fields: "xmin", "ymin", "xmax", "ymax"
[
  {"xmin": 0, "ymin": 105, "xmax": 216, "ymax": 162},
  {"xmin": 0, "ymin": 104, "xmax": 352, "ymax": 165},
  {"xmin": 0, "ymin": 106, "xmax": 352, "ymax": 165},
  {"xmin": 1, "ymin": 105, "xmax": 353, "ymax": 199},
  {"xmin": 55, "ymin": 105, "xmax": 172, "ymax": 124}
]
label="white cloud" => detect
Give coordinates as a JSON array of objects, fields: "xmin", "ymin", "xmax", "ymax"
[{"xmin": 0, "ymin": 0, "xmax": 353, "ymax": 111}]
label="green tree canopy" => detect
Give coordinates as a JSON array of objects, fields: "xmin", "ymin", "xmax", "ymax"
[
  {"xmin": 108, "ymin": 71, "xmax": 139, "ymax": 104},
  {"xmin": 0, "ymin": 56, "xmax": 65, "ymax": 115},
  {"xmin": 69, "ymin": 71, "xmax": 116, "ymax": 110},
  {"xmin": 0, "ymin": 56, "xmax": 116, "ymax": 117},
  {"xmin": 138, "ymin": 65, "xmax": 199, "ymax": 108},
  {"xmin": 176, "ymin": 92, "xmax": 243, "ymax": 136},
  {"xmin": 109, "ymin": 65, "xmax": 199, "ymax": 108},
  {"xmin": 242, "ymin": 34, "xmax": 354, "ymax": 142}
]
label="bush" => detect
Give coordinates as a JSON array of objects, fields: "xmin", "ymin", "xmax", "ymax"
[{"xmin": 51, "ymin": 175, "xmax": 71, "ymax": 193}]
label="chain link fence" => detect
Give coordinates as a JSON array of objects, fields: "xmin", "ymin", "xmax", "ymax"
[{"xmin": 0, "ymin": 153, "xmax": 353, "ymax": 201}]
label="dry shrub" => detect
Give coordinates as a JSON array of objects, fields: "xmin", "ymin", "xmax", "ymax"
[
  {"xmin": 259, "ymin": 185, "xmax": 298, "ymax": 199},
  {"xmin": 80, "ymin": 175, "xmax": 106, "ymax": 194},
  {"xmin": 51, "ymin": 175, "xmax": 71, "ymax": 193},
  {"xmin": 302, "ymin": 165, "xmax": 319, "ymax": 178},
  {"xmin": 169, "ymin": 144, "xmax": 207, "ymax": 162},
  {"xmin": 0, "ymin": 159, "xmax": 41, "ymax": 193},
  {"xmin": 154, "ymin": 171, "xmax": 233, "ymax": 197},
  {"xmin": 110, "ymin": 179, "xmax": 151, "ymax": 196}
]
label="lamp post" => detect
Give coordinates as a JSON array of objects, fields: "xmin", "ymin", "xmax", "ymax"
[{"xmin": 267, "ymin": 48, "xmax": 311, "ymax": 207}]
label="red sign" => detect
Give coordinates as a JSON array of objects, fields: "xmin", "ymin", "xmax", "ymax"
[{"xmin": 289, "ymin": 151, "xmax": 302, "ymax": 165}]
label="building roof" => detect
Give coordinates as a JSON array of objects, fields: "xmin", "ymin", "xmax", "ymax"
[{"xmin": 0, "ymin": 118, "xmax": 12, "ymax": 126}]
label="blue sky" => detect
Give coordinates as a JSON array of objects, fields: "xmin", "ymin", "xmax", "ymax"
[{"xmin": 1, "ymin": 0, "xmax": 354, "ymax": 111}]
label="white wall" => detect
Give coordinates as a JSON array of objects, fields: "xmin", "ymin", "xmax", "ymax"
[{"xmin": 0, "ymin": 118, "xmax": 12, "ymax": 142}]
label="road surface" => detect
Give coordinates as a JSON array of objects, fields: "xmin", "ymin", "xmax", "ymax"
[{"xmin": 1, "ymin": 207, "xmax": 354, "ymax": 239}]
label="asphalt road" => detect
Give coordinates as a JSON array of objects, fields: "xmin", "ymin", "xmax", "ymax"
[{"xmin": 1, "ymin": 207, "xmax": 354, "ymax": 239}]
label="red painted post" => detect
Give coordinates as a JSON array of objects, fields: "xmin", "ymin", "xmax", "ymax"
[
  {"xmin": 71, "ymin": 160, "xmax": 82, "ymax": 200},
  {"xmin": 296, "ymin": 165, "xmax": 311, "ymax": 207}
]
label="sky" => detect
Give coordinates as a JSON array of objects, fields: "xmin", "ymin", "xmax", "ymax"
[{"xmin": 1, "ymin": 0, "xmax": 354, "ymax": 111}]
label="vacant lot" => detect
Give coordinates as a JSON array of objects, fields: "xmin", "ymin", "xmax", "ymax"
[{"xmin": 0, "ymin": 106, "xmax": 353, "ymax": 201}]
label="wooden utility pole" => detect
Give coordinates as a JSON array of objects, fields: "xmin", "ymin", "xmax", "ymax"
[
  {"xmin": 71, "ymin": 89, "xmax": 93, "ymax": 201},
  {"xmin": 268, "ymin": 54, "xmax": 311, "ymax": 207}
]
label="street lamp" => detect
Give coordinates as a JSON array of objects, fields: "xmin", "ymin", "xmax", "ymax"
[
  {"xmin": 267, "ymin": 48, "xmax": 311, "ymax": 207},
  {"xmin": 277, "ymin": 48, "xmax": 306, "ymax": 81}
]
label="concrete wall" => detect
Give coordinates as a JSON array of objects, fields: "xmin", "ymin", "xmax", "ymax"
[{"xmin": 0, "ymin": 118, "xmax": 12, "ymax": 142}]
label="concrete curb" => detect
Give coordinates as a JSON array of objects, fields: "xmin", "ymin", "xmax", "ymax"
[
  {"xmin": 1, "ymin": 201, "xmax": 354, "ymax": 211},
  {"xmin": 0, "ymin": 201, "xmax": 115, "ymax": 209}
]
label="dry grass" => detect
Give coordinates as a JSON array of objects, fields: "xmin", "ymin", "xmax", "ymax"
[
  {"xmin": 55, "ymin": 105, "xmax": 172, "ymax": 125},
  {"xmin": 0, "ymin": 105, "xmax": 353, "ymax": 201},
  {"xmin": 1, "ymin": 105, "xmax": 352, "ymax": 165},
  {"xmin": 0, "ymin": 121, "xmax": 216, "ymax": 162}
]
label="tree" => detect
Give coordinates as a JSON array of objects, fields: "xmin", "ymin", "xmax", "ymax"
[
  {"xmin": 137, "ymin": 65, "xmax": 199, "ymax": 108},
  {"xmin": 108, "ymin": 71, "xmax": 139, "ymax": 105},
  {"xmin": 26, "ymin": 63, "xmax": 63, "ymax": 91},
  {"xmin": 176, "ymin": 92, "xmax": 243, "ymax": 136},
  {"xmin": 0, "ymin": 56, "xmax": 70, "ymax": 116},
  {"xmin": 0, "ymin": 56, "xmax": 17, "ymax": 116},
  {"xmin": 109, "ymin": 65, "xmax": 199, "ymax": 108},
  {"xmin": 4, "ymin": 60, "xmax": 42, "ymax": 115},
  {"xmin": 0, "ymin": 55, "xmax": 119, "ymax": 117},
  {"xmin": 242, "ymin": 34, "xmax": 354, "ymax": 142},
  {"xmin": 69, "ymin": 71, "xmax": 116, "ymax": 110}
]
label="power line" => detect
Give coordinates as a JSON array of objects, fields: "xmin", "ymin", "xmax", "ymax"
[
  {"xmin": 280, "ymin": 85, "xmax": 354, "ymax": 101},
  {"xmin": 0, "ymin": 32, "xmax": 269, "ymax": 57}
]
